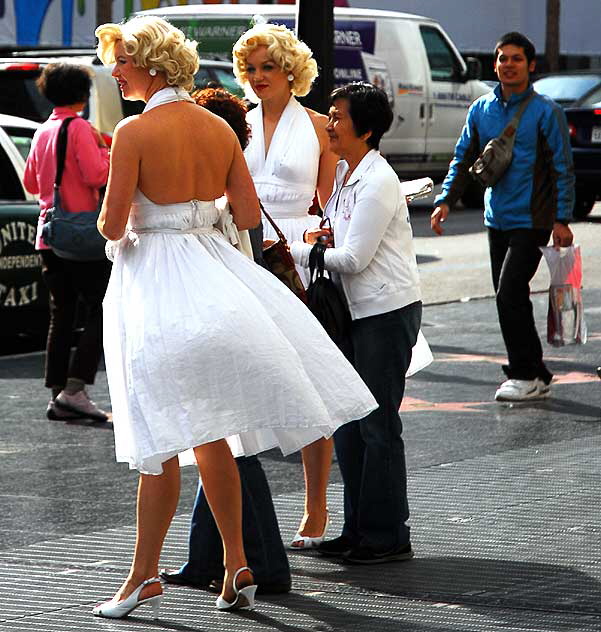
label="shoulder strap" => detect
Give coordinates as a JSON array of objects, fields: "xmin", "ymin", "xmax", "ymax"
[
  {"xmin": 259, "ymin": 202, "xmax": 288, "ymax": 244},
  {"xmin": 500, "ymin": 92, "xmax": 535, "ymax": 149},
  {"xmin": 55, "ymin": 117, "xmax": 77, "ymax": 189}
]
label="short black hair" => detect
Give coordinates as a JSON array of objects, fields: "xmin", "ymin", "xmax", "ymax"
[
  {"xmin": 329, "ymin": 82, "xmax": 393, "ymax": 150},
  {"xmin": 36, "ymin": 63, "xmax": 92, "ymax": 106},
  {"xmin": 494, "ymin": 32, "xmax": 536, "ymax": 64}
]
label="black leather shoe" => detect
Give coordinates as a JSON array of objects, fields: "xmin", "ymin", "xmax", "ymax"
[
  {"xmin": 159, "ymin": 569, "xmax": 208, "ymax": 588},
  {"xmin": 317, "ymin": 535, "xmax": 355, "ymax": 558},
  {"xmin": 208, "ymin": 578, "xmax": 291, "ymax": 595},
  {"xmin": 344, "ymin": 542, "xmax": 414, "ymax": 565}
]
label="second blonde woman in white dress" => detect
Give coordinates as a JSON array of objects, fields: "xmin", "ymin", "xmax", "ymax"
[{"xmin": 234, "ymin": 23, "xmax": 339, "ymax": 549}]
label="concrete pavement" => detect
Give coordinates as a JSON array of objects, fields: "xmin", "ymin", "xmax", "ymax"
[{"xmin": 1, "ymin": 284, "xmax": 600, "ymax": 631}]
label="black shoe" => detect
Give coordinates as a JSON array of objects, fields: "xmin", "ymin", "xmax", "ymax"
[
  {"xmin": 159, "ymin": 569, "xmax": 208, "ymax": 588},
  {"xmin": 208, "ymin": 578, "xmax": 291, "ymax": 595},
  {"xmin": 317, "ymin": 535, "xmax": 355, "ymax": 558},
  {"xmin": 597, "ymin": 367, "xmax": 601, "ymax": 379},
  {"xmin": 345, "ymin": 542, "xmax": 414, "ymax": 565}
]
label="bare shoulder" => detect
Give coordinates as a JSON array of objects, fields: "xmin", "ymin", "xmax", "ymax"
[
  {"xmin": 113, "ymin": 114, "xmax": 143, "ymax": 140},
  {"xmin": 305, "ymin": 107, "xmax": 328, "ymax": 131},
  {"xmin": 304, "ymin": 107, "xmax": 329, "ymax": 149}
]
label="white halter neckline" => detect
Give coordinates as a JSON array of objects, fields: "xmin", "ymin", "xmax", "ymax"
[{"xmin": 143, "ymin": 86, "xmax": 194, "ymax": 113}]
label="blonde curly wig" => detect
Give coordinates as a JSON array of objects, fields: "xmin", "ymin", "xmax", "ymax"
[
  {"xmin": 233, "ymin": 23, "xmax": 318, "ymax": 98},
  {"xmin": 95, "ymin": 16, "xmax": 199, "ymax": 92}
]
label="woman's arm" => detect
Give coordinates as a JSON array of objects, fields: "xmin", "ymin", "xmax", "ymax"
[
  {"xmin": 23, "ymin": 141, "xmax": 39, "ymax": 195},
  {"xmin": 308, "ymin": 109, "xmax": 338, "ymax": 208},
  {"xmin": 225, "ymin": 140, "xmax": 260, "ymax": 231},
  {"xmin": 97, "ymin": 119, "xmax": 140, "ymax": 241}
]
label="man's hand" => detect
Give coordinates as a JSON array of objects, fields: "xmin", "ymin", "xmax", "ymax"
[
  {"xmin": 91, "ymin": 125, "xmax": 108, "ymax": 148},
  {"xmin": 431, "ymin": 203, "xmax": 450, "ymax": 235},
  {"xmin": 552, "ymin": 222, "xmax": 573, "ymax": 248}
]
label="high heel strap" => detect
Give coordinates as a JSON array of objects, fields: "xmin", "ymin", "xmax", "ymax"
[{"xmin": 232, "ymin": 566, "xmax": 252, "ymax": 592}]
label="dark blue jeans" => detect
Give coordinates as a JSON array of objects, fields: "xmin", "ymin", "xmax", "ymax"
[
  {"xmin": 177, "ymin": 455, "xmax": 290, "ymax": 586},
  {"xmin": 334, "ymin": 302, "xmax": 422, "ymax": 552},
  {"xmin": 488, "ymin": 227, "xmax": 552, "ymax": 383}
]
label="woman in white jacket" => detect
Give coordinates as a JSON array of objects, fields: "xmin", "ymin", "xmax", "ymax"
[{"xmin": 291, "ymin": 82, "xmax": 422, "ymax": 564}]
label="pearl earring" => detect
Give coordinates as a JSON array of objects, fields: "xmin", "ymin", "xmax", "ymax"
[
  {"xmin": 149, "ymin": 68, "xmax": 157, "ymax": 77},
  {"xmin": 287, "ymin": 74, "xmax": 294, "ymax": 82}
]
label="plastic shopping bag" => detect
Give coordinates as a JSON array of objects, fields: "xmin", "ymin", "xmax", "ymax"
[
  {"xmin": 541, "ymin": 245, "xmax": 587, "ymax": 347},
  {"xmin": 407, "ymin": 329, "xmax": 434, "ymax": 377}
]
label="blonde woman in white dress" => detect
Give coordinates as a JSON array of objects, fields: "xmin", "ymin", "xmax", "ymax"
[
  {"xmin": 233, "ymin": 22, "xmax": 339, "ymax": 550},
  {"xmin": 91, "ymin": 16, "xmax": 376, "ymax": 620}
]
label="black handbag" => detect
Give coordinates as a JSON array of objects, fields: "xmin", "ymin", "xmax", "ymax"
[
  {"xmin": 42, "ymin": 117, "xmax": 107, "ymax": 261},
  {"xmin": 306, "ymin": 242, "xmax": 351, "ymax": 346}
]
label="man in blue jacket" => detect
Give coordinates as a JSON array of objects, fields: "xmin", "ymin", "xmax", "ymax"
[{"xmin": 431, "ymin": 32, "xmax": 575, "ymax": 402}]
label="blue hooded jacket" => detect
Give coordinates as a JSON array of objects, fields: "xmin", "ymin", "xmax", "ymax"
[{"xmin": 435, "ymin": 84, "xmax": 575, "ymax": 230}]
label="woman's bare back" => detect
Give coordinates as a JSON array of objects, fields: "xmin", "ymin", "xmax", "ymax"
[{"xmin": 135, "ymin": 102, "xmax": 236, "ymax": 204}]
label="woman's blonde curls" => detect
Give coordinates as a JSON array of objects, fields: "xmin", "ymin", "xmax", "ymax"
[
  {"xmin": 95, "ymin": 16, "xmax": 199, "ymax": 92},
  {"xmin": 233, "ymin": 23, "xmax": 318, "ymax": 97}
]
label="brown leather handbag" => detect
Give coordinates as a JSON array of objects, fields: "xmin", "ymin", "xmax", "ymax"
[{"xmin": 261, "ymin": 204, "xmax": 307, "ymax": 304}]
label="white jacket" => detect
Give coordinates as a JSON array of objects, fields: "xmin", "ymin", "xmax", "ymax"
[{"xmin": 291, "ymin": 150, "xmax": 421, "ymax": 320}]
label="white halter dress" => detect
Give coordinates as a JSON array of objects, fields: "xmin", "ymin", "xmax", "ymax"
[
  {"xmin": 245, "ymin": 96, "xmax": 321, "ymax": 287},
  {"xmin": 102, "ymin": 88, "xmax": 377, "ymax": 475}
]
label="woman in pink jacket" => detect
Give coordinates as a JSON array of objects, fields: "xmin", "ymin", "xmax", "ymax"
[{"xmin": 24, "ymin": 63, "xmax": 111, "ymax": 422}]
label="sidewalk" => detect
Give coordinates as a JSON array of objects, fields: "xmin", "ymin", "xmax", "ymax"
[{"xmin": 0, "ymin": 291, "xmax": 600, "ymax": 631}]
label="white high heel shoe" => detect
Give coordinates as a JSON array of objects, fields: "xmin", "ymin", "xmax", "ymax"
[
  {"xmin": 215, "ymin": 567, "xmax": 257, "ymax": 611},
  {"xmin": 289, "ymin": 510, "xmax": 330, "ymax": 550},
  {"xmin": 92, "ymin": 577, "xmax": 162, "ymax": 619}
]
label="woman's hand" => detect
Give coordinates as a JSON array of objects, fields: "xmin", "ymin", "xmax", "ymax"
[{"xmin": 304, "ymin": 228, "xmax": 333, "ymax": 247}]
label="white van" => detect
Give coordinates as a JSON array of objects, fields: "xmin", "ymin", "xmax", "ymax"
[{"xmin": 138, "ymin": 4, "xmax": 488, "ymax": 201}]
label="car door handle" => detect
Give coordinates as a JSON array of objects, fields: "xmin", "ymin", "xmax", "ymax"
[
  {"xmin": 419, "ymin": 103, "xmax": 426, "ymax": 119},
  {"xmin": 429, "ymin": 103, "xmax": 434, "ymax": 119}
]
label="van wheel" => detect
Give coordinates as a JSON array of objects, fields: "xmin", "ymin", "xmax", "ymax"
[
  {"xmin": 460, "ymin": 182, "xmax": 485, "ymax": 209},
  {"xmin": 573, "ymin": 189, "xmax": 596, "ymax": 219}
]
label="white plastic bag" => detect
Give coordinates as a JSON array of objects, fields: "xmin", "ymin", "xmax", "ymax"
[
  {"xmin": 407, "ymin": 329, "xmax": 433, "ymax": 377},
  {"xmin": 541, "ymin": 244, "xmax": 587, "ymax": 346}
]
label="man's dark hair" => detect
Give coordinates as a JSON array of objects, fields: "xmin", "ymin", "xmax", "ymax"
[
  {"xmin": 36, "ymin": 63, "xmax": 92, "ymax": 106},
  {"xmin": 494, "ymin": 32, "xmax": 536, "ymax": 64},
  {"xmin": 329, "ymin": 82, "xmax": 393, "ymax": 150}
]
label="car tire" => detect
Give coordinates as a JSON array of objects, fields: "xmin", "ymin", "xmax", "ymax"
[
  {"xmin": 460, "ymin": 181, "xmax": 485, "ymax": 209},
  {"xmin": 573, "ymin": 188, "xmax": 596, "ymax": 219}
]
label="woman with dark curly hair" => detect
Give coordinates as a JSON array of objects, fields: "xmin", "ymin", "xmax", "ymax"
[{"xmin": 24, "ymin": 62, "xmax": 111, "ymax": 423}]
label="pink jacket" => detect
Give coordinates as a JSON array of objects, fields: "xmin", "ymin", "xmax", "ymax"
[{"xmin": 24, "ymin": 107, "xmax": 110, "ymax": 250}]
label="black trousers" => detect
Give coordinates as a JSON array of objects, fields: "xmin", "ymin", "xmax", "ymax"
[
  {"xmin": 488, "ymin": 227, "xmax": 552, "ymax": 383},
  {"xmin": 40, "ymin": 250, "xmax": 111, "ymax": 389},
  {"xmin": 178, "ymin": 456, "xmax": 290, "ymax": 586},
  {"xmin": 335, "ymin": 302, "xmax": 422, "ymax": 552}
]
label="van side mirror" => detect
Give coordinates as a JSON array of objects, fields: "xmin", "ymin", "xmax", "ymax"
[{"xmin": 464, "ymin": 57, "xmax": 482, "ymax": 81}]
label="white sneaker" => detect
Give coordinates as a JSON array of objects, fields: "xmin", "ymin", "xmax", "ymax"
[
  {"xmin": 494, "ymin": 378, "xmax": 550, "ymax": 402},
  {"xmin": 54, "ymin": 390, "xmax": 109, "ymax": 422}
]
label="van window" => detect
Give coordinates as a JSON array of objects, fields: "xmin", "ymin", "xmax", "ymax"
[
  {"xmin": 0, "ymin": 144, "xmax": 25, "ymax": 201},
  {"xmin": 419, "ymin": 26, "xmax": 462, "ymax": 82}
]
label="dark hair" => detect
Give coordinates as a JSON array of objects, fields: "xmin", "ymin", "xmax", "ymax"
[
  {"xmin": 329, "ymin": 82, "xmax": 393, "ymax": 150},
  {"xmin": 191, "ymin": 87, "xmax": 251, "ymax": 150},
  {"xmin": 36, "ymin": 62, "xmax": 92, "ymax": 106},
  {"xmin": 494, "ymin": 32, "xmax": 536, "ymax": 64}
]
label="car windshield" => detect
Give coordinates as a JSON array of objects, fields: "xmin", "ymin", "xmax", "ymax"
[
  {"xmin": 534, "ymin": 75, "xmax": 601, "ymax": 106},
  {"xmin": 2, "ymin": 125, "xmax": 36, "ymax": 161},
  {"xmin": 0, "ymin": 70, "xmax": 53, "ymax": 122}
]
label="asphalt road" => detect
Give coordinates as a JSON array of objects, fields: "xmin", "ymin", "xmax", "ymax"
[{"xmin": 410, "ymin": 193, "xmax": 601, "ymax": 305}]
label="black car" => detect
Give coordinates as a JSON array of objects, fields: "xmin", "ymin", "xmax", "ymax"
[{"xmin": 534, "ymin": 71, "xmax": 601, "ymax": 218}]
